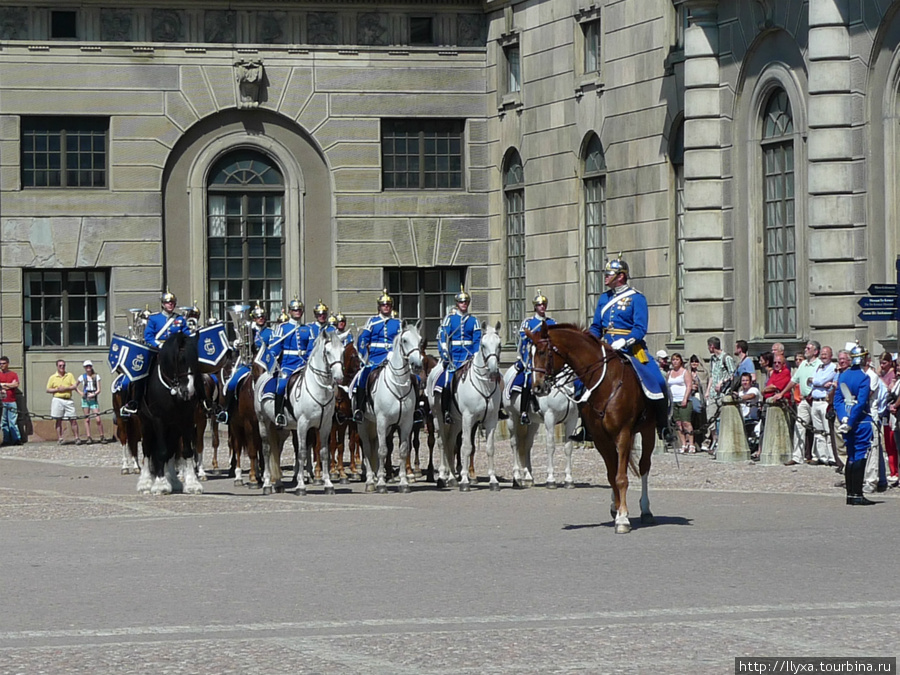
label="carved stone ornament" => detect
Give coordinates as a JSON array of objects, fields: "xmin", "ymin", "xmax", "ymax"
[
  {"xmin": 457, "ymin": 14, "xmax": 485, "ymax": 47},
  {"xmin": 0, "ymin": 6, "xmax": 28, "ymax": 40},
  {"xmin": 357, "ymin": 13, "xmax": 389, "ymax": 46},
  {"xmin": 234, "ymin": 59, "xmax": 264, "ymax": 108},
  {"xmin": 308, "ymin": 12, "xmax": 338, "ymax": 45},
  {"xmin": 100, "ymin": 9, "xmax": 133, "ymax": 41},
  {"xmin": 205, "ymin": 10, "xmax": 236, "ymax": 44},
  {"xmin": 257, "ymin": 11, "xmax": 287, "ymax": 44},
  {"xmin": 152, "ymin": 8, "xmax": 184, "ymax": 42}
]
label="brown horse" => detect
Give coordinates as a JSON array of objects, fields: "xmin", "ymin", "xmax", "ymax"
[
  {"xmin": 193, "ymin": 373, "xmax": 221, "ymax": 480},
  {"xmin": 112, "ymin": 386, "xmax": 141, "ymax": 475},
  {"xmin": 526, "ymin": 323, "xmax": 655, "ymax": 534},
  {"xmin": 326, "ymin": 341, "xmax": 361, "ymax": 482},
  {"xmin": 227, "ymin": 366, "xmax": 264, "ymax": 488}
]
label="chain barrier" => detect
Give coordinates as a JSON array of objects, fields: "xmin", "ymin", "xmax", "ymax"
[{"xmin": 26, "ymin": 408, "xmax": 117, "ymax": 421}]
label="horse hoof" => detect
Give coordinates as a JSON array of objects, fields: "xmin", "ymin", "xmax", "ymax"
[
  {"xmin": 198, "ymin": 475, "xmax": 207, "ymax": 482},
  {"xmin": 314, "ymin": 479, "xmax": 324, "ymax": 486},
  {"xmin": 340, "ymin": 477, "xmax": 350, "ymax": 485},
  {"xmin": 234, "ymin": 478, "xmax": 244, "ymax": 487},
  {"xmin": 376, "ymin": 485, "xmax": 388, "ymax": 494},
  {"xmin": 121, "ymin": 468, "xmax": 130, "ymax": 475},
  {"xmin": 399, "ymin": 483, "xmax": 411, "ymax": 494},
  {"xmin": 436, "ymin": 478, "xmax": 446, "ymax": 489},
  {"xmin": 365, "ymin": 483, "xmax": 376, "ymax": 493},
  {"xmin": 489, "ymin": 482, "xmax": 501, "ymax": 492},
  {"xmin": 546, "ymin": 481, "xmax": 558, "ymax": 490},
  {"xmin": 263, "ymin": 486, "xmax": 273, "ymax": 496},
  {"xmin": 248, "ymin": 483, "xmax": 261, "ymax": 490},
  {"xmin": 295, "ymin": 487, "xmax": 307, "ymax": 496},
  {"xmin": 641, "ymin": 513, "xmax": 655, "ymax": 524},
  {"xmin": 459, "ymin": 483, "xmax": 470, "ymax": 492},
  {"xmin": 615, "ymin": 523, "xmax": 632, "ymax": 534},
  {"xmin": 564, "ymin": 481, "xmax": 576, "ymax": 490},
  {"xmin": 512, "ymin": 479, "xmax": 524, "ymax": 490},
  {"xmin": 324, "ymin": 485, "xmax": 335, "ymax": 495}
]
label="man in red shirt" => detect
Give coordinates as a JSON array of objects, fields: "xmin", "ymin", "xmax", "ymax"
[
  {"xmin": 0, "ymin": 356, "xmax": 22, "ymax": 445},
  {"xmin": 763, "ymin": 353, "xmax": 792, "ymax": 402}
]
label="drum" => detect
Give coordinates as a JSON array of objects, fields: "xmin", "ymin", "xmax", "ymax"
[
  {"xmin": 197, "ymin": 322, "xmax": 231, "ymax": 373},
  {"xmin": 108, "ymin": 334, "xmax": 157, "ymax": 382}
]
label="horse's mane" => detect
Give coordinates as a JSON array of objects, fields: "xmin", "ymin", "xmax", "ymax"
[
  {"xmin": 158, "ymin": 331, "xmax": 199, "ymax": 369},
  {"xmin": 544, "ymin": 323, "xmax": 605, "ymax": 347}
]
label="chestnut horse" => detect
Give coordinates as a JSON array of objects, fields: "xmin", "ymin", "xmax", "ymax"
[
  {"xmin": 227, "ymin": 365, "xmax": 264, "ymax": 488},
  {"xmin": 526, "ymin": 323, "xmax": 655, "ymax": 533},
  {"xmin": 326, "ymin": 341, "xmax": 361, "ymax": 483}
]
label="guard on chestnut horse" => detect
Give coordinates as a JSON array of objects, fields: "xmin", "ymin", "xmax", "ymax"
[{"xmin": 525, "ymin": 323, "xmax": 656, "ymax": 534}]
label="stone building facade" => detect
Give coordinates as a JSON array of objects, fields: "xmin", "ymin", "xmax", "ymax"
[{"xmin": 1, "ymin": 0, "xmax": 899, "ymax": 421}]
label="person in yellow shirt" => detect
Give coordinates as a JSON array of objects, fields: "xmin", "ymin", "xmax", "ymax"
[{"xmin": 46, "ymin": 359, "xmax": 81, "ymax": 445}]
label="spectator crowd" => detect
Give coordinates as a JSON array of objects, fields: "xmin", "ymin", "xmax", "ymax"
[{"xmin": 661, "ymin": 337, "xmax": 899, "ymax": 494}]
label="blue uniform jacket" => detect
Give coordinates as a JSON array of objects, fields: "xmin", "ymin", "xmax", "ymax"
[
  {"xmin": 144, "ymin": 311, "xmax": 191, "ymax": 348},
  {"xmin": 834, "ymin": 366, "xmax": 873, "ymax": 430},
  {"xmin": 267, "ymin": 320, "xmax": 311, "ymax": 375},
  {"xmin": 517, "ymin": 315, "xmax": 556, "ymax": 368},
  {"xmin": 588, "ymin": 285, "xmax": 648, "ymax": 344},
  {"xmin": 307, "ymin": 321, "xmax": 329, "ymax": 342},
  {"xmin": 357, "ymin": 315, "xmax": 402, "ymax": 366},
  {"xmin": 438, "ymin": 311, "xmax": 482, "ymax": 372}
]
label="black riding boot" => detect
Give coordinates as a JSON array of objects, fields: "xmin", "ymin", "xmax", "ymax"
[
  {"xmin": 352, "ymin": 385, "xmax": 366, "ymax": 424},
  {"xmin": 847, "ymin": 460, "xmax": 876, "ymax": 505},
  {"xmin": 568, "ymin": 416, "xmax": 593, "ymax": 443},
  {"xmin": 656, "ymin": 398, "xmax": 676, "ymax": 447},
  {"xmin": 274, "ymin": 393, "xmax": 287, "ymax": 428},
  {"xmin": 519, "ymin": 387, "xmax": 531, "ymax": 425},
  {"xmin": 217, "ymin": 388, "xmax": 235, "ymax": 424},
  {"xmin": 441, "ymin": 385, "xmax": 453, "ymax": 425}
]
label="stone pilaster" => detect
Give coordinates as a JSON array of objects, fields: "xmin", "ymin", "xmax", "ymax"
[
  {"xmin": 682, "ymin": 1, "xmax": 730, "ymax": 355},
  {"xmin": 807, "ymin": 0, "xmax": 865, "ymax": 348}
]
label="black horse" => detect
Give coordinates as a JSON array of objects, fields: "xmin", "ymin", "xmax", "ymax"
[{"xmin": 136, "ymin": 332, "xmax": 204, "ymax": 495}]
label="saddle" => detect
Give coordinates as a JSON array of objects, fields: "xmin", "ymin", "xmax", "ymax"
[{"xmin": 363, "ymin": 361, "xmax": 388, "ymax": 395}]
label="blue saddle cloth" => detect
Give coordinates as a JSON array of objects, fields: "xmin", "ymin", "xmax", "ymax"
[
  {"xmin": 260, "ymin": 376, "xmax": 277, "ymax": 400},
  {"xmin": 626, "ymin": 354, "xmax": 667, "ymax": 401}
]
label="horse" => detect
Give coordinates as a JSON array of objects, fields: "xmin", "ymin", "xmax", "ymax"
[
  {"xmin": 135, "ymin": 332, "xmax": 203, "ymax": 495},
  {"xmin": 112, "ymin": 385, "xmax": 141, "ymax": 475},
  {"xmin": 413, "ymin": 353, "xmax": 438, "ymax": 481},
  {"xmin": 526, "ymin": 323, "xmax": 655, "ymax": 534},
  {"xmin": 193, "ymin": 372, "xmax": 221, "ymax": 480},
  {"xmin": 328, "ymin": 342, "xmax": 361, "ymax": 483},
  {"xmin": 357, "ymin": 323, "xmax": 424, "ymax": 493},
  {"xmin": 255, "ymin": 330, "xmax": 344, "ymax": 495},
  {"xmin": 427, "ymin": 322, "xmax": 503, "ymax": 491},
  {"xmin": 502, "ymin": 364, "xmax": 579, "ymax": 488}
]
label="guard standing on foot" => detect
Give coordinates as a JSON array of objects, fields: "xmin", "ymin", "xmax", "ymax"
[{"xmin": 834, "ymin": 342, "xmax": 877, "ymax": 506}]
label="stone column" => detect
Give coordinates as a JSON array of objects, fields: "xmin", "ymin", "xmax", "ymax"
[
  {"xmin": 715, "ymin": 396, "xmax": 750, "ymax": 462},
  {"xmin": 807, "ymin": 0, "xmax": 864, "ymax": 349},
  {"xmin": 682, "ymin": 1, "xmax": 730, "ymax": 357}
]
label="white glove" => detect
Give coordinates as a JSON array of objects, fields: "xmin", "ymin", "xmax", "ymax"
[
  {"xmin": 610, "ymin": 338, "xmax": 626, "ymax": 351},
  {"xmin": 837, "ymin": 417, "xmax": 850, "ymax": 435}
]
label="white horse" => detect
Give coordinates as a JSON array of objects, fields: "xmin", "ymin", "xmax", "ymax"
[
  {"xmin": 427, "ymin": 322, "xmax": 503, "ymax": 491},
  {"xmin": 358, "ymin": 323, "xmax": 424, "ymax": 494},
  {"xmin": 254, "ymin": 330, "xmax": 344, "ymax": 495},
  {"xmin": 502, "ymin": 364, "xmax": 579, "ymax": 488}
]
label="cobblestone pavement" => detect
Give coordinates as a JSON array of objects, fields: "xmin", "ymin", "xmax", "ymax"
[{"xmin": 0, "ymin": 434, "xmax": 898, "ymax": 674}]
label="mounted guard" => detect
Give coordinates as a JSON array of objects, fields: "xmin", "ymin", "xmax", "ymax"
[
  {"xmin": 265, "ymin": 298, "xmax": 311, "ymax": 427},
  {"xmin": 217, "ymin": 303, "xmax": 273, "ymax": 424},
  {"xmin": 352, "ymin": 289, "xmax": 402, "ymax": 423},
  {"xmin": 508, "ymin": 289, "xmax": 556, "ymax": 425},
  {"xmin": 120, "ymin": 291, "xmax": 192, "ymax": 416},
  {"xmin": 582, "ymin": 255, "xmax": 672, "ymax": 443},
  {"xmin": 308, "ymin": 299, "xmax": 330, "ymax": 340},
  {"xmin": 328, "ymin": 312, "xmax": 354, "ymax": 347},
  {"xmin": 434, "ymin": 287, "xmax": 482, "ymax": 424}
]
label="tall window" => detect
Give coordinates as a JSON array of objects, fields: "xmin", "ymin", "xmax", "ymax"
[
  {"xmin": 670, "ymin": 122, "xmax": 685, "ymax": 339},
  {"xmin": 21, "ymin": 117, "xmax": 108, "ymax": 188},
  {"xmin": 382, "ymin": 119, "xmax": 464, "ymax": 189},
  {"xmin": 504, "ymin": 44, "xmax": 521, "ymax": 93},
  {"xmin": 207, "ymin": 150, "xmax": 284, "ymax": 323},
  {"xmin": 583, "ymin": 135, "xmax": 606, "ymax": 315},
  {"xmin": 409, "ymin": 17, "xmax": 433, "ymax": 45},
  {"xmin": 583, "ymin": 19, "xmax": 601, "ymax": 73},
  {"xmin": 762, "ymin": 89, "xmax": 796, "ymax": 336},
  {"xmin": 385, "ymin": 268, "xmax": 466, "ymax": 340},
  {"xmin": 24, "ymin": 269, "xmax": 108, "ymax": 348},
  {"xmin": 505, "ymin": 151, "xmax": 525, "ymax": 344}
]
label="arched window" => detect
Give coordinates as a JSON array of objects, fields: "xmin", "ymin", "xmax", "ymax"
[
  {"xmin": 504, "ymin": 150, "xmax": 525, "ymax": 344},
  {"xmin": 583, "ymin": 135, "xmax": 606, "ymax": 314},
  {"xmin": 670, "ymin": 121, "xmax": 685, "ymax": 339},
  {"xmin": 207, "ymin": 149, "xmax": 285, "ymax": 322},
  {"xmin": 761, "ymin": 89, "xmax": 796, "ymax": 336}
]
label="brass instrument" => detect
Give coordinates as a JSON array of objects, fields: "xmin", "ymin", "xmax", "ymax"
[
  {"xmin": 227, "ymin": 304, "xmax": 253, "ymax": 363},
  {"xmin": 181, "ymin": 303, "xmax": 201, "ymax": 332},
  {"xmin": 126, "ymin": 306, "xmax": 150, "ymax": 343}
]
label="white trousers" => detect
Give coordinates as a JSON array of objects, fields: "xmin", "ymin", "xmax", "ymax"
[
  {"xmin": 791, "ymin": 400, "xmax": 813, "ymax": 463},
  {"xmin": 810, "ymin": 399, "xmax": 836, "ymax": 463}
]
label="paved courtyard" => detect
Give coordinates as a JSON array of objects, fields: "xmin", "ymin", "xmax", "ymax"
[{"xmin": 0, "ymin": 434, "xmax": 897, "ymax": 674}]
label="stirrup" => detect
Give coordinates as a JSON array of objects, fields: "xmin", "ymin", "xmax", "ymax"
[
  {"xmin": 352, "ymin": 409, "xmax": 364, "ymax": 423},
  {"xmin": 520, "ymin": 412, "xmax": 530, "ymax": 425},
  {"xmin": 216, "ymin": 410, "xmax": 229, "ymax": 424},
  {"xmin": 443, "ymin": 411, "xmax": 453, "ymax": 425},
  {"xmin": 275, "ymin": 413, "xmax": 287, "ymax": 428},
  {"xmin": 120, "ymin": 401, "xmax": 138, "ymax": 416},
  {"xmin": 413, "ymin": 408, "xmax": 425, "ymax": 424}
]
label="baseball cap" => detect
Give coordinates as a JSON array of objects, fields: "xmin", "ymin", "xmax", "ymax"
[
  {"xmin": 655, "ymin": 350, "xmax": 668, "ymax": 359},
  {"xmin": 83, "ymin": 360, "xmax": 93, "ymax": 367}
]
